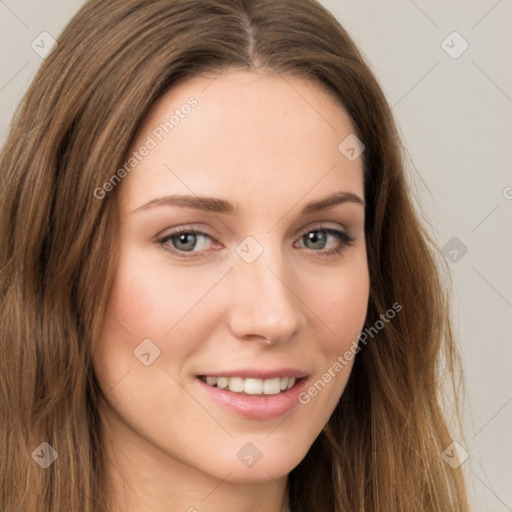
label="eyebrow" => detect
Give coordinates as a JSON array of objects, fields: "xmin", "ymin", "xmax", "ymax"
[{"xmin": 130, "ymin": 191, "xmax": 365, "ymax": 215}]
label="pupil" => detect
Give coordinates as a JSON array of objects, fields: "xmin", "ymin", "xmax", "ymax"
[
  {"xmin": 174, "ymin": 233, "xmax": 196, "ymax": 251},
  {"xmin": 306, "ymin": 231, "xmax": 326, "ymax": 249}
]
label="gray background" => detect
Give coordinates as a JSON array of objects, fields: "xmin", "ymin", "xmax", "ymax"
[{"xmin": 1, "ymin": 1, "xmax": 511, "ymax": 510}]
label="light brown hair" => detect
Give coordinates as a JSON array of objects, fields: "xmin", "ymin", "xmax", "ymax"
[{"xmin": 0, "ymin": 0, "xmax": 470, "ymax": 510}]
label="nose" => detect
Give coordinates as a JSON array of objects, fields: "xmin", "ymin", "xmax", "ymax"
[{"xmin": 227, "ymin": 250, "xmax": 305, "ymax": 346}]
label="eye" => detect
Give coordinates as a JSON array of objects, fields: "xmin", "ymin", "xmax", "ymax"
[
  {"xmin": 159, "ymin": 230, "xmax": 217, "ymax": 258},
  {"xmin": 295, "ymin": 226, "xmax": 355, "ymax": 257},
  {"xmin": 157, "ymin": 225, "xmax": 356, "ymax": 260}
]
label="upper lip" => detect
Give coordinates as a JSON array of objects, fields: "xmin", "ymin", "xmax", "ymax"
[{"xmin": 197, "ymin": 368, "xmax": 309, "ymax": 380}]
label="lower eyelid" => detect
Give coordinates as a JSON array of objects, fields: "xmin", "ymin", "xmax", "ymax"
[{"xmin": 158, "ymin": 227, "xmax": 355, "ymax": 258}]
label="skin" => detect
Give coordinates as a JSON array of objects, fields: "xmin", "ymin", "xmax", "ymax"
[{"xmin": 92, "ymin": 69, "xmax": 369, "ymax": 512}]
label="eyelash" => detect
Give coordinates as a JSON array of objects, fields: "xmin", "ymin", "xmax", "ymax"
[{"xmin": 156, "ymin": 224, "xmax": 356, "ymax": 261}]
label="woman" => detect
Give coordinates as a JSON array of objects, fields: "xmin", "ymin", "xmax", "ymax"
[{"xmin": 0, "ymin": 0, "xmax": 471, "ymax": 510}]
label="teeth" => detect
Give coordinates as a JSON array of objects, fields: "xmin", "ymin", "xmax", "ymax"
[
  {"xmin": 217, "ymin": 377, "xmax": 229, "ymax": 389},
  {"xmin": 228, "ymin": 377, "xmax": 244, "ymax": 393},
  {"xmin": 202, "ymin": 376, "xmax": 297, "ymax": 395},
  {"xmin": 263, "ymin": 378, "xmax": 281, "ymax": 395},
  {"xmin": 244, "ymin": 378, "xmax": 263, "ymax": 394}
]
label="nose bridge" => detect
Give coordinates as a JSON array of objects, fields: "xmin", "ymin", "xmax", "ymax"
[{"xmin": 228, "ymin": 240, "xmax": 303, "ymax": 343}]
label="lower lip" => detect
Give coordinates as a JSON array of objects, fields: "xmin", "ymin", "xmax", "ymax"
[{"xmin": 196, "ymin": 377, "xmax": 308, "ymax": 420}]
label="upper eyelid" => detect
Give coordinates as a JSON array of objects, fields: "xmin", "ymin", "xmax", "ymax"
[
  {"xmin": 157, "ymin": 226, "xmax": 355, "ymax": 262},
  {"xmin": 159, "ymin": 228, "xmax": 218, "ymax": 244},
  {"xmin": 159, "ymin": 224, "xmax": 351, "ymax": 249},
  {"xmin": 160, "ymin": 223, "xmax": 348, "ymax": 240}
]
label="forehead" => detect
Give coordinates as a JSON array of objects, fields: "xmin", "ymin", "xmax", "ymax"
[{"xmin": 120, "ymin": 69, "xmax": 364, "ymax": 212}]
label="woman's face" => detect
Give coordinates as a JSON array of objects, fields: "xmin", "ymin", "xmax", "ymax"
[{"xmin": 93, "ymin": 69, "xmax": 369, "ymax": 488}]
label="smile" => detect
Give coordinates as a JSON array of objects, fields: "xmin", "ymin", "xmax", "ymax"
[
  {"xmin": 199, "ymin": 375, "xmax": 296, "ymax": 395},
  {"xmin": 196, "ymin": 369, "xmax": 309, "ymax": 419}
]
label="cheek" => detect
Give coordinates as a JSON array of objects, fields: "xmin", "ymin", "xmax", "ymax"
[
  {"xmin": 106, "ymin": 250, "xmax": 229, "ymax": 338},
  {"xmin": 297, "ymin": 256, "xmax": 369, "ymax": 414},
  {"xmin": 309, "ymin": 256, "xmax": 370, "ymax": 347},
  {"xmin": 92, "ymin": 249, "xmax": 231, "ymax": 392}
]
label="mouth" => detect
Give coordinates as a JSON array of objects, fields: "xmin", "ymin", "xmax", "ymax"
[
  {"xmin": 196, "ymin": 371, "xmax": 309, "ymax": 419},
  {"xmin": 198, "ymin": 375, "xmax": 298, "ymax": 396}
]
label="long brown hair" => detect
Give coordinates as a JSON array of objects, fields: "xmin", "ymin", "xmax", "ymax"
[{"xmin": 0, "ymin": 0, "xmax": 470, "ymax": 510}]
